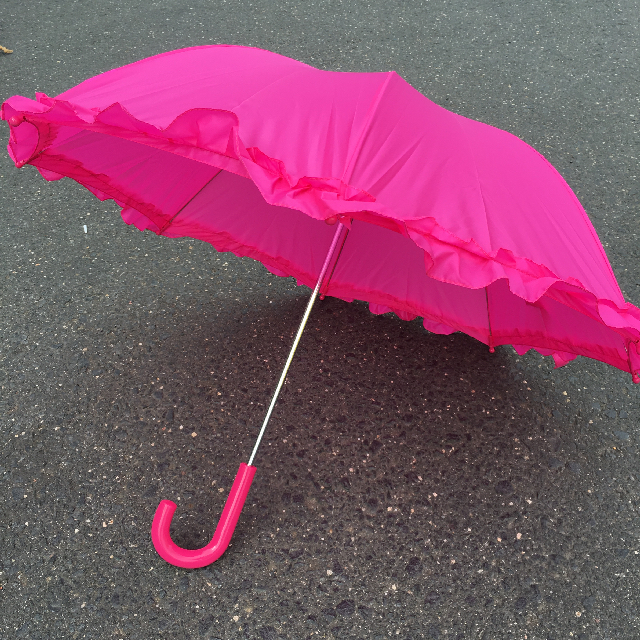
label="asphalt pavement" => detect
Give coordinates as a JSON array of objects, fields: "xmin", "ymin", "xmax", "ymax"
[{"xmin": 1, "ymin": 1, "xmax": 639, "ymax": 639}]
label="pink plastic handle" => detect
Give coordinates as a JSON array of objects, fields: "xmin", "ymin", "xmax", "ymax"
[{"xmin": 151, "ymin": 462, "xmax": 256, "ymax": 568}]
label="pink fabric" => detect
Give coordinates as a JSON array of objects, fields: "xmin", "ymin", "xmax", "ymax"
[{"xmin": 2, "ymin": 45, "xmax": 639, "ymax": 381}]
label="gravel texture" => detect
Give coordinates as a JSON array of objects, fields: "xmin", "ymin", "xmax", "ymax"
[{"xmin": 1, "ymin": 1, "xmax": 639, "ymax": 638}]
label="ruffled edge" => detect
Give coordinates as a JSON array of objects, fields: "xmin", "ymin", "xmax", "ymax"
[{"xmin": 2, "ymin": 92, "xmax": 639, "ymax": 382}]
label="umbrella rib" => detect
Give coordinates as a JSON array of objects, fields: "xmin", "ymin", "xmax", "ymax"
[
  {"xmin": 248, "ymin": 223, "xmax": 346, "ymax": 466},
  {"xmin": 159, "ymin": 168, "xmax": 223, "ymax": 234},
  {"xmin": 341, "ymin": 72, "xmax": 394, "ymax": 185},
  {"xmin": 485, "ymin": 286, "xmax": 494, "ymax": 352}
]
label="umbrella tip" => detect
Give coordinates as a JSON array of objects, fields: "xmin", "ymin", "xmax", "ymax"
[
  {"xmin": 489, "ymin": 346, "xmax": 495, "ymax": 353},
  {"xmin": 633, "ymin": 373, "xmax": 640, "ymax": 384}
]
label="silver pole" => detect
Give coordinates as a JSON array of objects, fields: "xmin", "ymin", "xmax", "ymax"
[{"xmin": 247, "ymin": 223, "xmax": 347, "ymax": 466}]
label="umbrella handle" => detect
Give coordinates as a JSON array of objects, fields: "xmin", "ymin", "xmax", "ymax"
[{"xmin": 151, "ymin": 463, "xmax": 256, "ymax": 568}]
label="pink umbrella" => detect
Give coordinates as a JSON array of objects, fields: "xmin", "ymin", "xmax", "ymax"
[{"xmin": 3, "ymin": 45, "xmax": 640, "ymax": 568}]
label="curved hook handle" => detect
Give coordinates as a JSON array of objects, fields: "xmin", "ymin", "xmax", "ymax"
[{"xmin": 151, "ymin": 463, "xmax": 256, "ymax": 568}]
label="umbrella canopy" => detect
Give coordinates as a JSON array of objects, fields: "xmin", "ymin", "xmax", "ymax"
[{"xmin": 3, "ymin": 44, "xmax": 640, "ymax": 382}]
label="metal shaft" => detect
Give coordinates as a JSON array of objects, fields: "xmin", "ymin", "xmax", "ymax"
[{"xmin": 248, "ymin": 223, "xmax": 347, "ymax": 466}]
